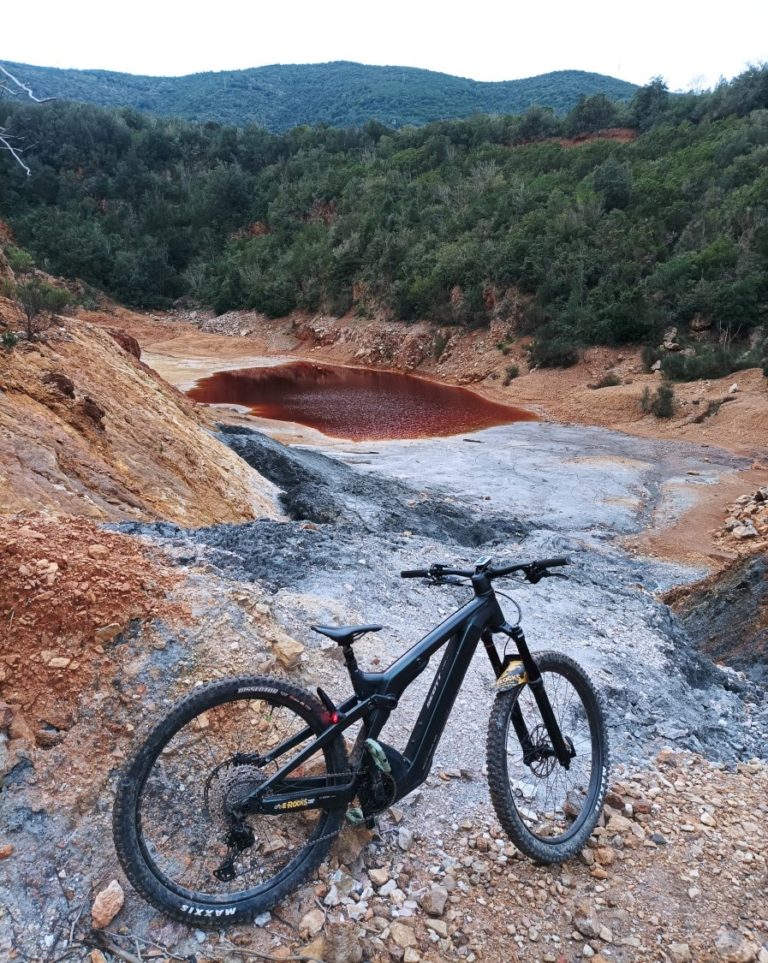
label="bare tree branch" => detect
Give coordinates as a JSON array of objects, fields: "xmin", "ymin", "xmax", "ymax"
[
  {"xmin": 0, "ymin": 63, "xmax": 53, "ymax": 175},
  {"xmin": 0, "ymin": 127, "xmax": 31, "ymax": 175},
  {"xmin": 0, "ymin": 63, "xmax": 55, "ymax": 103}
]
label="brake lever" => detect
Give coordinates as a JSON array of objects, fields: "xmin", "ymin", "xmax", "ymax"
[
  {"xmin": 428, "ymin": 575, "xmax": 466, "ymax": 587},
  {"xmin": 526, "ymin": 568, "xmax": 569, "ymax": 584}
]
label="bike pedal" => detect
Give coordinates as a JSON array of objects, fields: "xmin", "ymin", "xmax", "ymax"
[{"xmin": 365, "ymin": 738, "xmax": 392, "ymax": 774}]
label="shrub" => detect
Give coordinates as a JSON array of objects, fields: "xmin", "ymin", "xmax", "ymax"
[
  {"xmin": 530, "ymin": 337, "xmax": 579, "ymax": 369},
  {"xmin": 641, "ymin": 345, "xmax": 660, "ymax": 372},
  {"xmin": 502, "ymin": 363, "xmax": 520, "ymax": 386},
  {"xmin": 589, "ymin": 371, "xmax": 621, "ymax": 389},
  {"xmin": 1, "ymin": 330, "xmax": 19, "ymax": 351},
  {"xmin": 14, "ymin": 279, "xmax": 72, "ymax": 341},
  {"xmin": 652, "ymin": 383, "xmax": 675, "ymax": 418},
  {"xmin": 640, "ymin": 383, "xmax": 676, "ymax": 418},
  {"xmin": 661, "ymin": 345, "xmax": 762, "ymax": 381},
  {"xmin": 433, "ymin": 331, "xmax": 449, "ymax": 360},
  {"xmin": 5, "ymin": 246, "xmax": 35, "ymax": 275}
]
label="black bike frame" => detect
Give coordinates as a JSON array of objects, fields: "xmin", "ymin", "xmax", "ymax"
[{"xmin": 241, "ymin": 573, "xmax": 570, "ymax": 817}]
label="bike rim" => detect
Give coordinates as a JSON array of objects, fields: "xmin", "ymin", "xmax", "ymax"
[
  {"xmin": 505, "ymin": 669, "xmax": 602, "ymax": 844},
  {"xmin": 133, "ymin": 693, "xmax": 336, "ymax": 903}
]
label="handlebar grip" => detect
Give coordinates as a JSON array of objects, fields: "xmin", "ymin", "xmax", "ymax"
[
  {"xmin": 537, "ymin": 557, "xmax": 570, "ymax": 568},
  {"xmin": 401, "ymin": 569, "xmax": 429, "ymax": 578}
]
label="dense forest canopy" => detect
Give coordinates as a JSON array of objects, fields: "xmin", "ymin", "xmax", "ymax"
[
  {"xmin": 1, "ymin": 61, "xmax": 638, "ymax": 131},
  {"xmin": 1, "ymin": 67, "xmax": 767, "ymax": 373}
]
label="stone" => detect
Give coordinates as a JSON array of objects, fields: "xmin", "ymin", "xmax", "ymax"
[
  {"xmin": 325, "ymin": 922, "xmax": 364, "ymax": 963},
  {"xmin": 0, "ymin": 844, "xmax": 13, "ymax": 859},
  {"xmin": 732, "ymin": 522, "xmax": 758, "ymax": 540},
  {"xmin": 421, "ymin": 884, "xmax": 449, "ymax": 917},
  {"xmin": 606, "ymin": 814, "xmax": 632, "ymax": 834},
  {"xmin": 48, "ymin": 657, "xmax": 72, "ymax": 669},
  {"xmin": 714, "ymin": 926, "xmax": 759, "ymax": 962},
  {"xmin": 403, "ymin": 949, "xmax": 421, "ymax": 963},
  {"xmin": 728, "ymin": 383, "xmax": 739, "ymax": 394},
  {"xmin": 595, "ymin": 847, "xmax": 614, "ymax": 866},
  {"xmin": 575, "ymin": 914, "xmax": 600, "ymax": 939},
  {"xmin": 89, "ymin": 951, "xmax": 108, "ymax": 963},
  {"xmin": 94, "ymin": 623, "xmax": 122, "ymax": 643},
  {"xmin": 88, "ymin": 544, "xmax": 109, "ymax": 559},
  {"xmin": 390, "ymin": 921, "xmax": 417, "ymax": 948},
  {"xmin": 425, "ymin": 919, "xmax": 448, "ymax": 938},
  {"xmin": 81, "ymin": 395, "xmax": 106, "ymax": 428},
  {"xmin": 91, "ymin": 880, "xmax": 124, "ymax": 929},
  {"xmin": 300, "ymin": 937, "xmax": 327, "ymax": 961},
  {"xmin": 369, "ymin": 867, "xmax": 389, "ymax": 887},
  {"xmin": 398, "ymin": 827, "xmax": 414, "ymax": 851},
  {"xmin": 669, "ymin": 944, "xmax": 692, "ymax": 963},
  {"xmin": 271, "ymin": 636, "xmax": 305, "ymax": 669},
  {"xmin": 334, "ymin": 825, "xmax": 371, "ymax": 866},
  {"xmin": 299, "ymin": 908, "xmax": 325, "ymax": 938}
]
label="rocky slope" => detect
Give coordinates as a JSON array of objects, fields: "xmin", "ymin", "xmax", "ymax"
[
  {"xmin": 1, "ymin": 425, "xmax": 767, "ymax": 962},
  {"xmin": 0, "ymin": 312, "xmax": 278, "ymax": 524}
]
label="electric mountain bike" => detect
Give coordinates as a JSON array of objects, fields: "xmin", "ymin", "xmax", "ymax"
[{"xmin": 113, "ymin": 555, "xmax": 609, "ymax": 926}]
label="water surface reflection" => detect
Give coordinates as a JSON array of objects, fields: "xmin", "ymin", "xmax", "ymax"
[{"xmin": 188, "ymin": 361, "xmax": 537, "ymax": 439}]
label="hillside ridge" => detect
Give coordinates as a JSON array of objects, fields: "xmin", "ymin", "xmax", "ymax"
[{"xmin": 1, "ymin": 59, "xmax": 638, "ymax": 130}]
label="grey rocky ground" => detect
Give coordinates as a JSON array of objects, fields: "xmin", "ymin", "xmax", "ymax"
[{"xmin": 2, "ymin": 420, "xmax": 767, "ymax": 962}]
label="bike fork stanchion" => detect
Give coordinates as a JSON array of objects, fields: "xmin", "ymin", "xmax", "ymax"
[{"xmin": 501, "ymin": 625, "xmax": 574, "ymax": 770}]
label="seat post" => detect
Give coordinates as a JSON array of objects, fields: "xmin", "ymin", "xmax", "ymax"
[{"xmin": 341, "ymin": 644, "xmax": 363, "ymax": 692}]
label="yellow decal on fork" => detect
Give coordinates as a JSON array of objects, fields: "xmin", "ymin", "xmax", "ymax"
[
  {"xmin": 496, "ymin": 661, "xmax": 528, "ymax": 691},
  {"xmin": 275, "ymin": 798, "xmax": 312, "ymax": 810}
]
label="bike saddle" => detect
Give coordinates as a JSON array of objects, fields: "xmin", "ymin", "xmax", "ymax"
[{"xmin": 311, "ymin": 624, "xmax": 383, "ymax": 646}]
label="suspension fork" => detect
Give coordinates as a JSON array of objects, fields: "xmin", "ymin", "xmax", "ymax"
[{"xmin": 487, "ymin": 626, "xmax": 574, "ymax": 769}]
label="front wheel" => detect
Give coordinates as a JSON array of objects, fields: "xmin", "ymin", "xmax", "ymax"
[
  {"xmin": 486, "ymin": 651, "xmax": 609, "ymax": 863},
  {"xmin": 113, "ymin": 676, "xmax": 349, "ymax": 927}
]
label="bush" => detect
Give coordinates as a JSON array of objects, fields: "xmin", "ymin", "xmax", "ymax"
[
  {"xmin": 432, "ymin": 331, "xmax": 449, "ymax": 360},
  {"xmin": 641, "ymin": 345, "xmax": 660, "ymax": 373},
  {"xmin": 652, "ymin": 383, "xmax": 675, "ymax": 418},
  {"xmin": 502, "ymin": 363, "xmax": 520, "ymax": 385},
  {"xmin": 14, "ymin": 279, "xmax": 72, "ymax": 341},
  {"xmin": 589, "ymin": 371, "xmax": 621, "ymax": 389},
  {"xmin": 661, "ymin": 345, "xmax": 762, "ymax": 381},
  {"xmin": 5, "ymin": 246, "xmax": 35, "ymax": 275},
  {"xmin": 640, "ymin": 383, "xmax": 675, "ymax": 417},
  {"xmin": 1, "ymin": 330, "xmax": 19, "ymax": 351},
  {"xmin": 530, "ymin": 337, "xmax": 579, "ymax": 369}
]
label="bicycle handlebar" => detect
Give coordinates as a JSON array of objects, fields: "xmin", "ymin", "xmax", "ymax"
[{"xmin": 400, "ymin": 557, "xmax": 570, "ymax": 583}]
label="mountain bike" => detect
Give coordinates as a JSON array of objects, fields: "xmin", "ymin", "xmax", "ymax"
[{"xmin": 113, "ymin": 555, "xmax": 609, "ymax": 926}]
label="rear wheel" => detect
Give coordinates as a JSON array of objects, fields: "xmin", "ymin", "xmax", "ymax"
[
  {"xmin": 486, "ymin": 651, "xmax": 608, "ymax": 863},
  {"xmin": 113, "ymin": 676, "xmax": 348, "ymax": 926}
]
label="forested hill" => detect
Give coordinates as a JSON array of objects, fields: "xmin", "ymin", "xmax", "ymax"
[
  {"xmin": 1, "ymin": 68, "xmax": 768, "ymax": 378},
  {"xmin": 2, "ymin": 60, "xmax": 638, "ymax": 130}
]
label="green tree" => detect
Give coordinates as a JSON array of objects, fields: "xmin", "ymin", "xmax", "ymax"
[
  {"xmin": 593, "ymin": 157, "xmax": 633, "ymax": 210},
  {"xmin": 566, "ymin": 94, "xmax": 619, "ymax": 135},
  {"xmin": 15, "ymin": 278, "xmax": 70, "ymax": 340}
]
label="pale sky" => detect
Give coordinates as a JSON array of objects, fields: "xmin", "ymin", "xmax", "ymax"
[{"xmin": 2, "ymin": 0, "xmax": 766, "ymax": 92}]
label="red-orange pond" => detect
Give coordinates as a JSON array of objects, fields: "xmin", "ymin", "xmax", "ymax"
[{"xmin": 187, "ymin": 362, "xmax": 537, "ymax": 440}]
